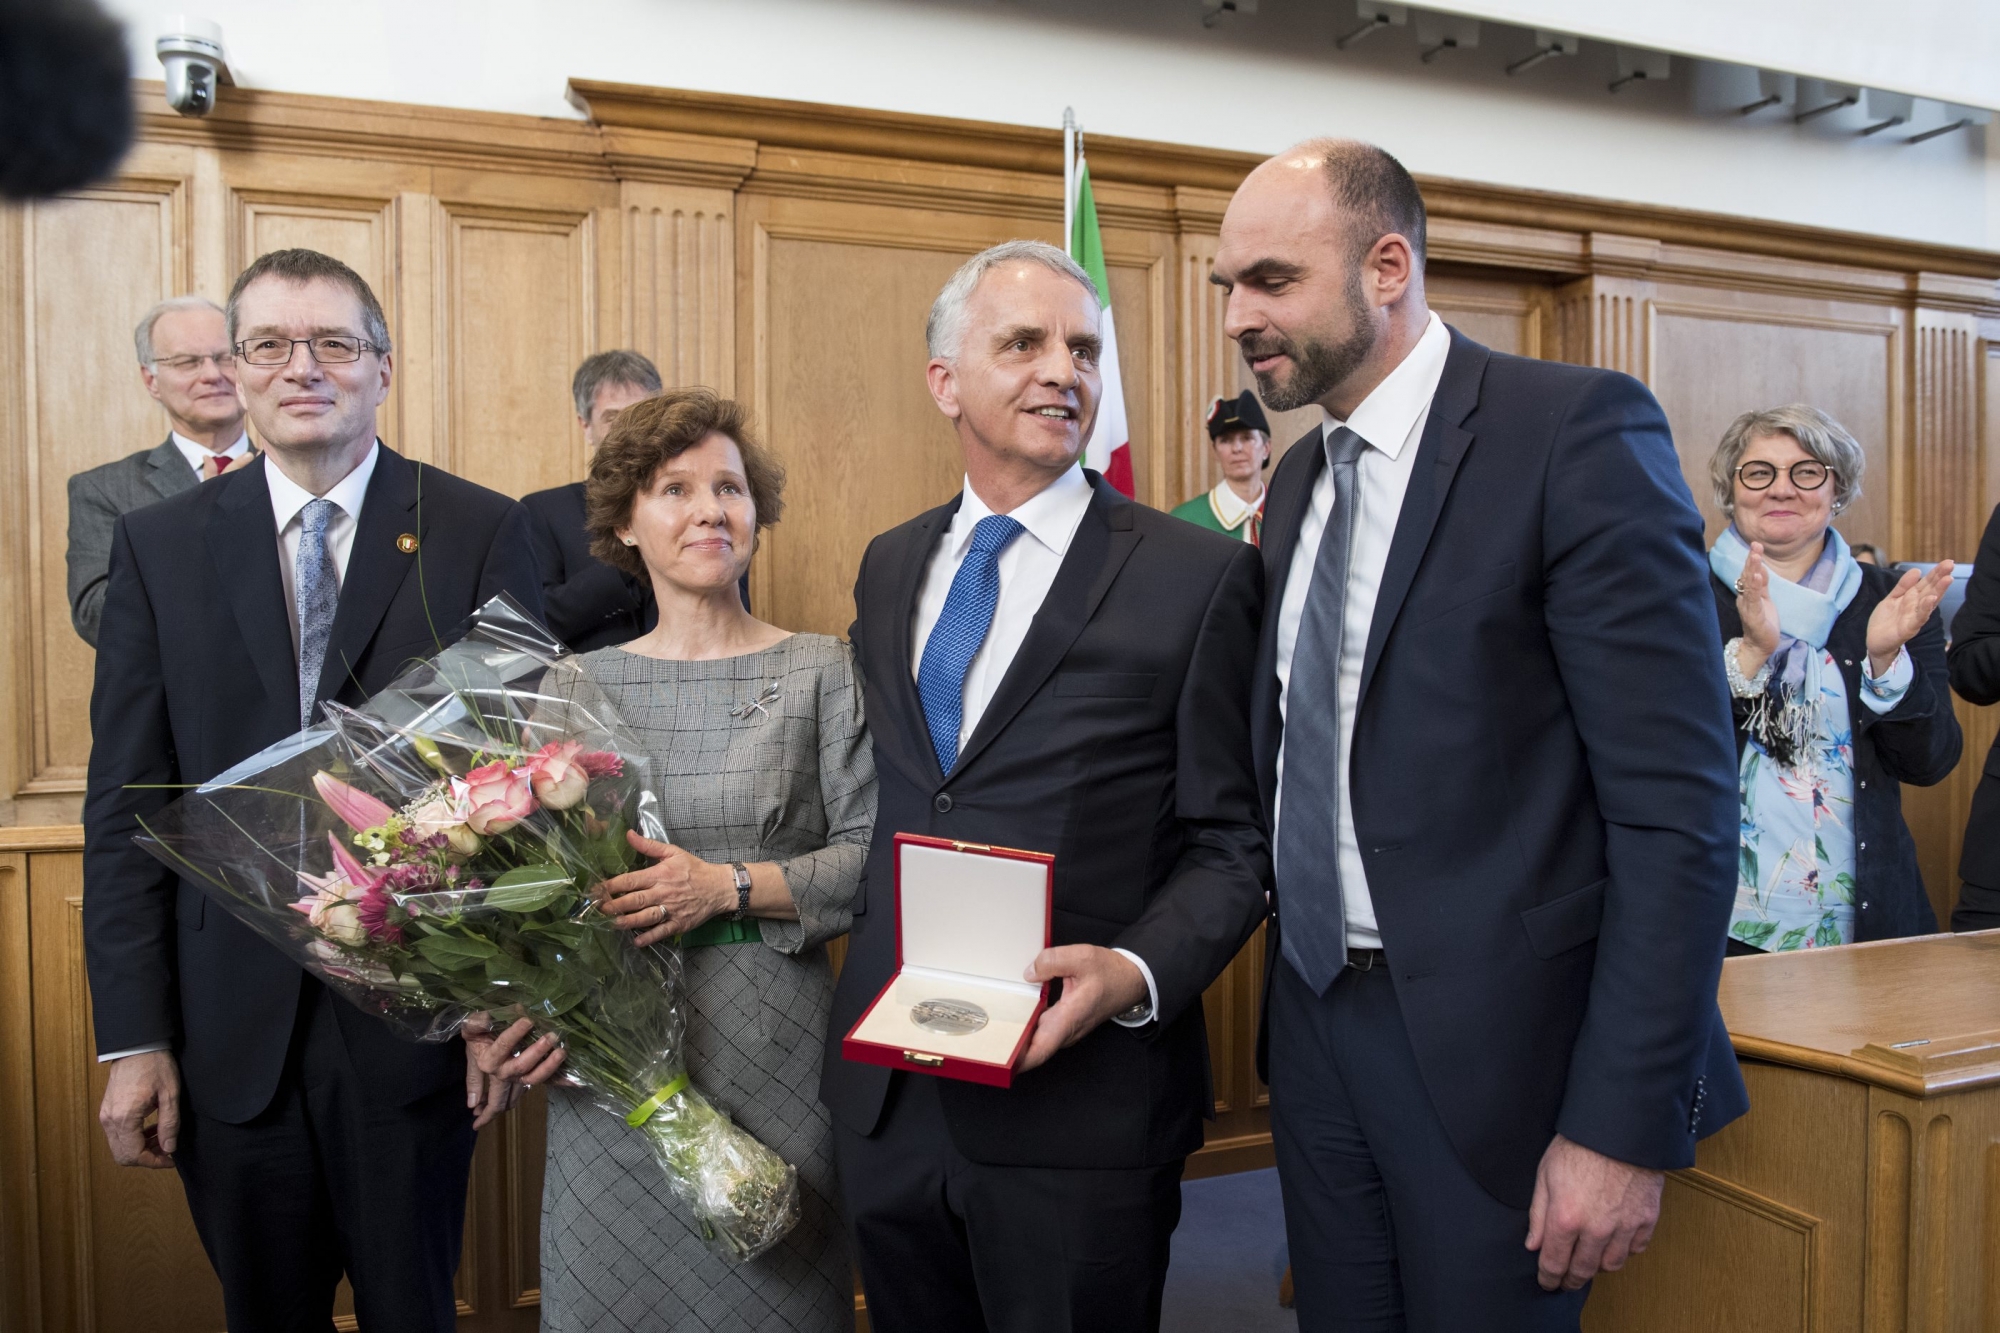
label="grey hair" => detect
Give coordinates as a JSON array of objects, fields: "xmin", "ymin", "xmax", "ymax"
[
  {"xmin": 1709, "ymin": 405, "xmax": 1866, "ymax": 516},
  {"xmin": 926, "ymin": 240, "xmax": 1100, "ymax": 361},
  {"xmin": 134, "ymin": 295, "xmax": 224, "ymax": 366},
  {"xmin": 572, "ymin": 349, "xmax": 663, "ymax": 420}
]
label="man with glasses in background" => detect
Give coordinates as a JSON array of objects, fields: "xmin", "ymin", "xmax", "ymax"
[
  {"xmin": 67, "ymin": 295, "xmax": 254, "ymax": 646},
  {"xmin": 84, "ymin": 248, "xmax": 542, "ymax": 1332}
]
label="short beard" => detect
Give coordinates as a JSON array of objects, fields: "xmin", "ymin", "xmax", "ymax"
[{"xmin": 1239, "ymin": 272, "xmax": 1377, "ymax": 413}]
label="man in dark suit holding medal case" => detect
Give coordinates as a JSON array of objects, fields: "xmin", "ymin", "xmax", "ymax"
[
  {"xmin": 822, "ymin": 240, "xmax": 1270, "ymax": 1333},
  {"xmin": 83, "ymin": 248, "xmax": 543, "ymax": 1332}
]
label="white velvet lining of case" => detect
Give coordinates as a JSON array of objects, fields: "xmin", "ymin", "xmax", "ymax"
[{"xmin": 850, "ymin": 841, "xmax": 1050, "ymax": 1066}]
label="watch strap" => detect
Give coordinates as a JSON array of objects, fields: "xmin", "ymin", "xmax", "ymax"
[{"xmin": 728, "ymin": 861, "xmax": 751, "ymax": 921}]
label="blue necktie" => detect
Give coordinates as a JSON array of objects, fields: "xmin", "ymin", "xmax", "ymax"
[
  {"xmin": 296, "ymin": 498, "xmax": 340, "ymax": 728},
  {"xmin": 1276, "ymin": 427, "xmax": 1370, "ymax": 994},
  {"xmin": 917, "ymin": 514, "xmax": 1024, "ymax": 774}
]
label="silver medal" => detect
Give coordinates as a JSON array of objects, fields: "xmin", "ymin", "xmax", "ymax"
[{"xmin": 910, "ymin": 998, "xmax": 989, "ymax": 1036}]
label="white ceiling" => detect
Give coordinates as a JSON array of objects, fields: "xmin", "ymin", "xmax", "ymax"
[{"xmin": 1423, "ymin": 0, "xmax": 2000, "ymax": 111}]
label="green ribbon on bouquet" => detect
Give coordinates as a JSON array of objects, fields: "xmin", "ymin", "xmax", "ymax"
[{"xmin": 625, "ymin": 1073, "xmax": 691, "ymax": 1128}]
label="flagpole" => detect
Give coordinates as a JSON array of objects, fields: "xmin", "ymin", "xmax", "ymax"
[{"xmin": 1062, "ymin": 106, "xmax": 1077, "ymax": 257}]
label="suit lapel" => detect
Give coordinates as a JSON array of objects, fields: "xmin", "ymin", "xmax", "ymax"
[
  {"xmin": 206, "ymin": 457, "xmax": 297, "ymax": 712},
  {"xmin": 950, "ymin": 478, "xmax": 1139, "ymax": 779},
  {"xmin": 1256, "ymin": 427, "xmax": 1328, "ymax": 669},
  {"xmin": 146, "ymin": 438, "xmax": 197, "ymax": 500},
  {"xmin": 1356, "ymin": 331, "xmax": 1490, "ymax": 707},
  {"xmin": 882, "ymin": 498, "xmax": 958, "ymax": 787},
  {"xmin": 314, "ymin": 447, "xmax": 424, "ymax": 707}
]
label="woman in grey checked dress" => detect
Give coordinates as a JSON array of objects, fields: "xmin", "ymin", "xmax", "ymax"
[{"xmin": 475, "ymin": 389, "xmax": 871, "ymax": 1332}]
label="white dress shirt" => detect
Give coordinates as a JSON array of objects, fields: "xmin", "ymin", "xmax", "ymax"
[
  {"xmin": 1273, "ymin": 313, "xmax": 1450, "ymax": 950},
  {"xmin": 170, "ymin": 430, "xmax": 251, "ymax": 478},
  {"xmin": 266, "ymin": 442, "xmax": 379, "ymax": 657},
  {"xmin": 908, "ymin": 464, "xmax": 1159, "ymax": 1024},
  {"xmin": 100, "ymin": 441, "xmax": 381, "ymax": 1065},
  {"xmin": 1209, "ymin": 479, "xmax": 1264, "ymax": 531}
]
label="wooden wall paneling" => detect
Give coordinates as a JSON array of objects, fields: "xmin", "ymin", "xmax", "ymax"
[
  {"xmin": 619, "ymin": 181, "xmax": 737, "ymax": 396},
  {"xmin": 501, "ymin": 1090, "xmax": 548, "ymax": 1310},
  {"xmin": 1908, "ymin": 276, "xmax": 1990, "ymax": 563},
  {"xmin": 737, "ymin": 195, "xmax": 1035, "ymax": 634},
  {"xmin": 26, "ymin": 849, "xmax": 229, "ymax": 1330},
  {"xmin": 0, "ymin": 853, "xmax": 39, "ymax": 1332},
  {"xmin": 18, "ymin": 174, "xmax": 191, "ymax": 799},
  {"xmin": 437, "ymin": 203, "xmax": 597, "ymax": 499},
  {"xmin": 1426, "ymin": 268, "xmax": 1554, "ymax": 360},
  {"xmin": 1644, "ymin": 289, "xmax": 1905, "ymax": 551},
  {"xmin": 1100, "ymin": 234, "xmax": 1170, "ymax": 512}
]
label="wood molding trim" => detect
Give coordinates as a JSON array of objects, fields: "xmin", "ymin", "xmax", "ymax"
[{"xmin": 567, "ymin": 80, "xmax": 2000, "ymax": 286}]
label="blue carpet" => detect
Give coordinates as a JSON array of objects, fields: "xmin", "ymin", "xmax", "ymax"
[{"xmin": 1162, "ymin": 1168, "xmax": 1298, "ymax": 1333}]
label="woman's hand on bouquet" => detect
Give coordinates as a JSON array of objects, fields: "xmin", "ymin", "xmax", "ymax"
[
  {"xmin": 463, "ymin": 1013, "xmax": 570, "ymax": 1128},
  {"xmin": 599, "ymin": 831, "xmax": 734, "ymax": 947}
]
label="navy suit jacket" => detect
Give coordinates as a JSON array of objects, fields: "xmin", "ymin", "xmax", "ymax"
[
  {"xmin": 821, "ymin": 473, "xmax": 1270, "ymax": 1169},
  {"xmin": 83, "ymin": 447, "xmax": 544, "ymax": 1123},
  {"xmin": 1253, "ymin": 328, "xmax": 1749, "ymax": 1208},
  {"xmin": 521, "ymin": 480, "xmax": 655, "ymax": 653}
]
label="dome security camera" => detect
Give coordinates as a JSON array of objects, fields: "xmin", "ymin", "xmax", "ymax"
[{"xmin": 156, "ymin": 17, "xmax": 229, "ymax": 117}]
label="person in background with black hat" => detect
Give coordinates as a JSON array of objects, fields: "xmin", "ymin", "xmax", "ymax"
[{"xmin": 1172, "ymin": 390, "xmax": 1272, "ymax": 544}]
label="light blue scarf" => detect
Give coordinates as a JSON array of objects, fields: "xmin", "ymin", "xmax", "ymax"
[{"xmin": 1708, "ymin": 525, "xmax": 1862, "ymax": 766}]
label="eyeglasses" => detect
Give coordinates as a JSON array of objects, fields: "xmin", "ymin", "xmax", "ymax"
[
  {"xmin": 151, "ymin": 351, "xmax": 233, "ymax": 374},
  {"xmin": 234, "ymin": 335, "xmax": 382, "ymax": 366},
  {"xmin": 1735, "ymin": 460, "xmax": 1830, "ymax": 491}
]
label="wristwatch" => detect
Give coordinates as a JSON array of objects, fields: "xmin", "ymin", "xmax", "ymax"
[{"xmin": 728, "ymin": 862, "xmax": 752, "ymax": 922}]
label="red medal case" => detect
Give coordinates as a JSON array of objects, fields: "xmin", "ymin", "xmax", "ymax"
[{"xmin": 841, "ymin": 832, "xmax": 1054, "ymax": 1087}]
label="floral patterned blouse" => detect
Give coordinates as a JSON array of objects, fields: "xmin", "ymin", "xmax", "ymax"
[{"xmin": 1730, "ymin": 643, "xmax": 1909, "ymax": 951}]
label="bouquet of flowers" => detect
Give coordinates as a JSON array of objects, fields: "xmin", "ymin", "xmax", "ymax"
[{"xmin": 134, "ymin": 595, "xmax": 799, "ymax": 1261}]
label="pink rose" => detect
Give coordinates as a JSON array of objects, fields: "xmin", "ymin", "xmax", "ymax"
[
  {"xmin": 524, "ymin": 740, "xmax": 589, "ymax": 810},
  {"xmin": 456, "ymin": 761, "xmax": 536, "ymax": 835},
  {"xmin": 406, "ymin": 789, "xmax": 482, "ymax": 855}
]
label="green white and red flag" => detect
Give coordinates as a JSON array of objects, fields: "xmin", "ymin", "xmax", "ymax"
[{"xmin": 1066, "ymin": 140, "xmax": 1134, "ymax": 497}]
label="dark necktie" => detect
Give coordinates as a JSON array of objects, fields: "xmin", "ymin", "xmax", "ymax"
[
  {"xmin": 916, "ymin": 514, "xmax": 1024, "ymax": 774},
  {"xmin": 1276, "ymin": 426, "xmax": 1370, "ymax": 994},
  {"xmin": 295, "ymin": 499, "xmax": 339, "ymax": 728}
]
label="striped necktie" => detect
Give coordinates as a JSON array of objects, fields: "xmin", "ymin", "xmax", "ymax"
[{"xmin": 1276, "ymin": 427, "xmax": 1370, "ymax": 994}]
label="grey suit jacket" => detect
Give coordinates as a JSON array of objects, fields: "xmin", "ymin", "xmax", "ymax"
[{"xmin": 67, "ymin": 439, "xmax": 200, "ymax": 646}]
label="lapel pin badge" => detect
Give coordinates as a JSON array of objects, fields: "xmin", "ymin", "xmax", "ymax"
[{"xmin": 396, "ymin": 533, "xmax": 420, "ymax": 554}]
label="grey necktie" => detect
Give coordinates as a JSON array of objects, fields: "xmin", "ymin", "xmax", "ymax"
[
  {"xmin": 295, "ymin": 498, "xmax": 339, "ymax": 728},
  {"xmin": 1276, "ymin": 426, "xmax": 1370, "ymax": 995}
]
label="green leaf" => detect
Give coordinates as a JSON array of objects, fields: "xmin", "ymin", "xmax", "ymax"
[
  {"xmin": 1777, "ymin": 925, "xmax": 1810, "ymax": 952},
  {"xmin": 482, "ymin": 864, "xmax": 575, "ymax": 914},
  {"xmin": 1814, "ymin": 835, "xmax": 1829, "ymax": 867},
  {"xmin": 1738, "ymin": 845, "xmax": 1758, "ymax": 891},
  {"xmin": 1830, "ymin": 872, "xmax": 1856, "ymax": 905},
  {"xmin": 1731, "ymin": 920, "xmax": 1777, "ymax": 948},
  {"xmin": 523, "ymin": 919, "xmax": 589, "ymax": 950},
  {"xmin": 413, "ymin": 932, "xmax": 498, "ymax": 970},
  {"xmin": 1813, "ymin": 917, "xmax": 1845, "ymax": 948}
]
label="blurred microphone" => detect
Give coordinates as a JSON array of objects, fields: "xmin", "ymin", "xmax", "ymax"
[{"xmin": 0, "ymin": 0, "xmax": 134, "ymax": 201}]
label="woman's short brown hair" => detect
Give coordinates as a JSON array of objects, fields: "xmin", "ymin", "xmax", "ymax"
[{"xmin": 585, "ymin": 388, "xmax": 785, "ymax": 577}]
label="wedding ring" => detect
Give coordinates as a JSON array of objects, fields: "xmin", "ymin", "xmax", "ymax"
[{"xmin": 654, "ymin": 903, "xmax": 667, "ymax": 926}]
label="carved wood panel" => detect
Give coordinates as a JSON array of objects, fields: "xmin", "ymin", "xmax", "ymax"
[
  {"xmin": 439, "ymin": 206, "xmax": 595, "ymax": 499},
  {"xmin": 18, "ymin": 182, "xmax": 188, "ymax": 796}
]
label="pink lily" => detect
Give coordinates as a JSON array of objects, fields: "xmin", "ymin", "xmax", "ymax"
[{"xmin": 314, "ymin": 770, "xmax": 397, "ymax": 833}]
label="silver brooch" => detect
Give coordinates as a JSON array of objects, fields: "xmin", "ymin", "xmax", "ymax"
[{"xmin": 729, "ymin": 680, "xmax": 781, "ymax": 721}]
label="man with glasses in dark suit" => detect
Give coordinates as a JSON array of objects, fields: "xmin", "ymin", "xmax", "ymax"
[
  {"xmin": 66, "ymin": 295, "xmax": 253, "ymax": 646},
  {"xmin": 84, "ymin": 248, "xmax": 542, "ymax": 1332}
]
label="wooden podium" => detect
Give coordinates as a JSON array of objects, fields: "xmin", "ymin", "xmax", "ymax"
[{"xmin": 1585, "ymin": 932, "xmax": 2000, "ymax": 1333}]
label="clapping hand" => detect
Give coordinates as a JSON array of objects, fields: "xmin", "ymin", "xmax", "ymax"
[
  {"xmin": 1732, "ymin": 542, "xmax": 1781, "ymax": 678},
  {"xmin": 1866, "ymin": 560, "xmax": 1954, "ymax": 678}
]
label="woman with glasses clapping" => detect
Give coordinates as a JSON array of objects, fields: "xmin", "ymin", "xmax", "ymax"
[{"xmin": 1707, "ymin": 405, "xmax": 1959, "ymax": 955}]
